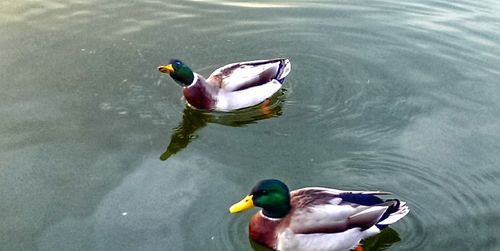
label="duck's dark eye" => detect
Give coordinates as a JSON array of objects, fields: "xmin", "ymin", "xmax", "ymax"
[
  {"xmin": 175, "ymin": 61, "xmax": 182, "ymax": 66},
  {"xmin": 261, "ymin": 190, "xmax": 268, "ymax": 195}
]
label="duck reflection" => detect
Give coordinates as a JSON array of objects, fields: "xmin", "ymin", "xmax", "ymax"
[
  {"xmin": 360, "ymin": 227, "xmax": 401, "ymax": 251},
  {"xmin": 160, "ymin": 92, "xmax": 285, "ymax": 161},
  {"xmin": 249, "ymin": 227, "xmax": 401, "ymax": 251}
]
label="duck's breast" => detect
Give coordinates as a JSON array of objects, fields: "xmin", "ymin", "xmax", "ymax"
[
  {"xmin": 249, "ymin": 212, "xmax": 281, "ymax": 249},
  {"xmin": 183, "ymin": 77, "xmax": 217, "ymax": 110}
]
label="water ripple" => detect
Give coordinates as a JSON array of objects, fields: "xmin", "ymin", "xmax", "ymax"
[
  {"xmin": 320, "ymin": 149, "xmax": 498, "ymax": 249},
  {"xmin": 218, "ymin": 212, "xmax": 252, "ymax": 250}
]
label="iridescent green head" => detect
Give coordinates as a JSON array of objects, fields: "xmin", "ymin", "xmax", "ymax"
[
  {"xmin": 158, "ymin": 59, "xmax": 194, "ymax": 87},
  {"xmin": 230, "ymin": 179, "xmax": 291, "ymax": 218}
]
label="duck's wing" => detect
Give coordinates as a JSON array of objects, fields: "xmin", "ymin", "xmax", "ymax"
[
  {"xmin": 214, "ymin": 80, "xmax": 282, "ymax": 111},
  {"xmin": 288, "ymin": 187, "xmax": 395, "ymax": 234},
  {"xmin": 206, "ymin": 58, "xmax": 291, "ymax": 91}
]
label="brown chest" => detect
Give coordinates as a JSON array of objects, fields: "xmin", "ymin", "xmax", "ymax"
[
  {"xmin": 249, "ymin": 213, "xmax": 281, "ymax": 250},
  {"xmin": 183, "ymin": 83, "xmax": 216, "ymax": 110}
]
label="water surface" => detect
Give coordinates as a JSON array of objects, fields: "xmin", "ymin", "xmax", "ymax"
[{"xmin": 1, "ymin": 0, "xmax": 500, "ymax": 250}]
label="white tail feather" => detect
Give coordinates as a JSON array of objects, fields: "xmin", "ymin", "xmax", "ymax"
[{"xmin": 377, "ymin": 201, "xmax": 410, "ymax": 225}]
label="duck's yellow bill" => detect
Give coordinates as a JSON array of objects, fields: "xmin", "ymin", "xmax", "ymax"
[
  {"xmin": 229, "ymin": 195, "xmax": 254, "ymax": 213},
  {"xmin": 158, "ymin": 64, "xmax": 174, "ymax": 74}
]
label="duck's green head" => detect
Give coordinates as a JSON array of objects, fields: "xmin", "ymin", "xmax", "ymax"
[
  {"xmin": 158, "ymin": 59, "xmax": 194, "ymax": 87},
  {"xmin": 229, "ymin": 179, "xmax": 291, "ymax": 218}
]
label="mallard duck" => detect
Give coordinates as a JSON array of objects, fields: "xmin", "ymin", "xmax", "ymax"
[
  {"xmin": 158, "ymin": 58, "xmax": 291, "ymax": 111},
  {"xmin": 229, "ymin": 179, "xmax": 409, "ymax": 251}
]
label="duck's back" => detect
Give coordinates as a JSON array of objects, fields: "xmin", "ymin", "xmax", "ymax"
[{"xmin": 207, "ymin": 58, "xmax": 291, "ymax": 91}]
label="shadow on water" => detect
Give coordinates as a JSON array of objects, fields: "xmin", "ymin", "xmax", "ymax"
[
  {"xmin": 249, "ymin": 227, "xmax": 400, "ymax": 251},
  {"xmin": 160, "ymin": 91, "xmax": 285, "ymax": 161}
]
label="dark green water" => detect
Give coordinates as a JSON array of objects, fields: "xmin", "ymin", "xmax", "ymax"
[{"xmin": 1, "ymin": 0, "xmax": 500, "ymax": 250}]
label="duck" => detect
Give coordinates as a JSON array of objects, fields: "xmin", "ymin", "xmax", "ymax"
[
  {"xmin": 229, "ymin": 179, "xmax": 409, "ymax": 251},
  {"xmin": 158, "ymin": 58, "xmax": 291, "ymax": 111}
]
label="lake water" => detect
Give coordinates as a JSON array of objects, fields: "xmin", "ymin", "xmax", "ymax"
[{"xmin": 1, "ymin": 0, "xmax": 500, "ymax": 250}]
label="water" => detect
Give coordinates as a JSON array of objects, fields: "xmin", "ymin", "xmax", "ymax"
[{"xmin": 1, "ymin": 0, "xmax": 500, "ymax": 250}]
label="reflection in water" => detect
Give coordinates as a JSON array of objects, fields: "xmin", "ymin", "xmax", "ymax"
[
  {"xmin": 160, "ymin": 91, "xmax": 285, "ymax": 160},
  {"xmin": 249, "ymin": 227, "xmax": 400, "ymax": 251},
  {"xmin": 361, "ymin": 227, "xmax": 401, "ymax": 251},
  {"xmin": 249, "ymin": 239, "xmax": 273, "ymax": 251}
]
